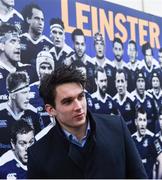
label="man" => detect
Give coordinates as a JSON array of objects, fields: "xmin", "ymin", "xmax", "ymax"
[
  {"xmin": 113, "ymin": 69, "xmax": 136, "ymax": 133},
  {"xmin": 90, "ymin": 66, "xmax": 118, "ymax": 115},
  {"xmin": 30, "ymin": 50, "xmax": 55, "ymax": 128},
  {"xmin": 27, "ymin": 65, "xmax": 147, "ymax": 178},
  {"xmin": 139, "ymin": 42, "xmax": 159, "ymax": 90},
  {"xmin": 131, "ymin": 71, "xmax": 157, "ymax": 133},
  {"xmin": 132, "ymin": 107, "xmax": 162, "ymax": 178},
  {"xmin": 154, "ymin": 106, "xmax": 162, "ymax": 178},
  {"xmin": 92, "ymin": 32, "xmax": 115, "ymax": 96},
  {"xmin": 147, "ymin": 71, "xmax": 162, "ymax": 112},
  {"xmin": 155, "ymin": 48, "xmax": 162, "ymax": 88},
  {"xmin": 0, "ymin": 120, "xmax": 35, "ymax": 179},
  {"xmin": 49, "ymin": 18, "xmax": 73, "ymax": 68},
  {"xmin": 0, "ymin": 0, "xmax": 23, "ymax": 30},
  {"xmin": 127, "ymin": 40, "xmax": 140, "ymax": 92},
  {"xmin": 0, "ymin": 23, "xmax": 34, "ymax": 103},
  {"xmin": 0, "ymin": 71, "xmax": 42, "ymax": 155},
  {"xmin": 112, "ymin": 37, "xmax": 128, "ymax": 70},
  {"xmin": 20, "ymin": 3, "xmax": 53, "ymax": 66},
  {"xmin": 66, "ymin": 28, "xmax": 95, "ymax": 93}
]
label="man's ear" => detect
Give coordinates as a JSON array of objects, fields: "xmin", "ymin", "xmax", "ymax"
[
  {"xmin": 11, "ymin": 139, "xmax": 15, "ymax": 151},
  {"xmin": 45, "ymin": 104, "xmax": 57, "ymax": 117},
  {"xmin": 0, "ymin": 42, "xmax": 4, "ymax": 51},
  {"xmin": 135, "ymin": 118, "xmax": 137, "ymax": 126},
  {"xmin": 26, "ymin": 17, "xmax": 31, "ymax": 24}
]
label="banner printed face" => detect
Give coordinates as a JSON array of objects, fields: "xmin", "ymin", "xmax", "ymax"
[{"xmin": 16, "ymin": 0, "xmax": 162, "ymax": 60}]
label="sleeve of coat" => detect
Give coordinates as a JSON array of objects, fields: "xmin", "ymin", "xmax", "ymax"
[{"xmin": 120, "ymin": 117, "xmax": 148, "ymax": 179}]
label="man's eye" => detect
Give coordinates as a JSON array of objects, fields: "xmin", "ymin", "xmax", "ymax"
[
  {"xmin": 63, "ymin": 100, "xmax": 72, "ymax": 105},
  {"xmin": 78, "ymin": 93, "xmax": 85, "ymax": 100}
]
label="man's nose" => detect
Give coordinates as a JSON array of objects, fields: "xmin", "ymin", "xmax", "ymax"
[{"xmin": 74, "ymin": 100, "xmax": 82, "ymax": 110}]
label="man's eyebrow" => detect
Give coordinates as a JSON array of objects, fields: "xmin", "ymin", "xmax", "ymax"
[{"xmin": 61, "ymin": 97, "xmax": 73, "ymax": 104}]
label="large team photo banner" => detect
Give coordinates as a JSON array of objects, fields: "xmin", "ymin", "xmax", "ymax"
[{"xmin": 1, "ymin": 0, "xmax": 162, "ymax": 178}]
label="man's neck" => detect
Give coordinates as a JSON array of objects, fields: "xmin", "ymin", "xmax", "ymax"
[
  {"xmin": 28, "ymin": 29, "xmax": 41, "ymax": 41},
  {"xmin": 8, "ymin": 100, "xmax": 23, "ymax": 116},
  {"xmin": 96, "ymin": 56, "xmax": 105, "ymax": 66},
  {"xmin": 61, "ymin": 121, "xmax": 88, "ymax": 141},
  {"xmin": 119, "ymin": 93, "xmax": 125, "ymax": 102},
  {"xmin": 0, "ymin": 54, "xmax": 17, "ymax": 70}
]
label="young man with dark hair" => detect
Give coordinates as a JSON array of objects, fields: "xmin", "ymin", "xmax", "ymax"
[
  {"xmin": 27, "ymin": 65, "xmax": 147, "ymax": 179},
  {"xmin": 131, "ymin": 70, "xmax": 157, "ymax": 132},
  {"xmin": 127, "ymin": 40, "xmax": 141, "ymax": 92},
  {"xmin": 113, "ymin": 69, "xmax": 136, "ymax": 133},
  {"xmin": 147, "ymin": 71, "xmax": 162, "ymax": 112},
  {"xmin": 132, "ymin": 107, "xmax": 162, "ymax": 178},
  {"xmin": 0, "ymin": 120, "xmax": 35, "ymax": 179},
  {"xmin": 66, "ymin": 28, "xmax": 96, "ymax": 93},
  {"xmin": 20, "ymin": 3, "xmax": 53, "ymax": 66},
  {"xmin": 139, "ymin": 41, "xmax": 159, "ymax": 90}
]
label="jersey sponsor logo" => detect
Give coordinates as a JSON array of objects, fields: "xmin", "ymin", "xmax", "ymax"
[
  {"xmin": 146, "ymin": 100, "xmax": 152, "ymax": 108},
  {"xmin": 125, "ymin": 103, "xmax": 131, "ymax": 111},
  {"xmin": 143, "ymin": 139, "xmax": 148, "ymax": 147},
  {"xmin": 0, "ymin": 120, "xmax": 7, "ymax": 128},
  {"xmin": 94, "ymin": 103, "xmax": 100, "ymax": 110},
  {"xmin": 7, "ymin": 173, "xmax": 17, "ymax": 180},
  {"xmin": 106, "ymin": 69, "xmax": 112, "ymax": 77},
  {"xmin": 0, "ymin": 94, "xmax": 8, "ymax": 100},
  {"xmin": 154, "ymin": 139, "xmax": 162, "ymax": 154},
  {"xmin": 108, "ymin": 102, "xmax": 112, "ymax": 109},
  {"xmin": 20, "ymin": 43, "xmax": 27, "ymax": 50},
  {"xmin": 87, "ymin": 98, "xmax": 93, "ymax": 107}
]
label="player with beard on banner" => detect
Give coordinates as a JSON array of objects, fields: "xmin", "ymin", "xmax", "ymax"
[{"xmin": 90, "ymin": 66, "xmax": 118, "ymax": 115}]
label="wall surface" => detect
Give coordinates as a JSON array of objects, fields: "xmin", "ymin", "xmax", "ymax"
[{"xmin": 106, "ymin": 0, "xmax": 162, "ymax": 18}]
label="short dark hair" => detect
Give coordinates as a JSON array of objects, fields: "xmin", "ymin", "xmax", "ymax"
[
  {"xmin": 135, "ymin": 106, "xmax": 146, "ymax": 119},
  {"xmin": 21, "ymin": 3, "xmax": 43, "ymax": 32},
  {"xmin": 94, "ymin": 66, "xmax": 106, "ymax": 79},
  {"xmin": 128, "ymin": 40, "xmax": 137, "ymax": 51},
  {"xmin": 113, "ymin": 37, "xmax": 123, "ymax": 48},
  {"xmin": 115, "ymin": 69, "xmax": 127, "ymax": 81},
  {"xmin": 6, "ymin": 71, "xmax": 30, "ymax": 93},
  {"xmin": 39, "ymin": 65, "xmax": 86, "ymax": 107},
  {"xmin": 50, "ymin": 18, "xmax": 64, "ymax": 29},
  {"xmin": 71, "ymin": 28, "xmax": 84, "ymax": 42},
  {"xmin": 142, "ymin": 42, "xmax": 153, "ymax": 56},
  {"xmin": 10, "ymin": 120, "xmax": 34, "ymax": 144},
  {"xmin": 135, "ymin": 70, "xmax": 145, "ymax": 82}
]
